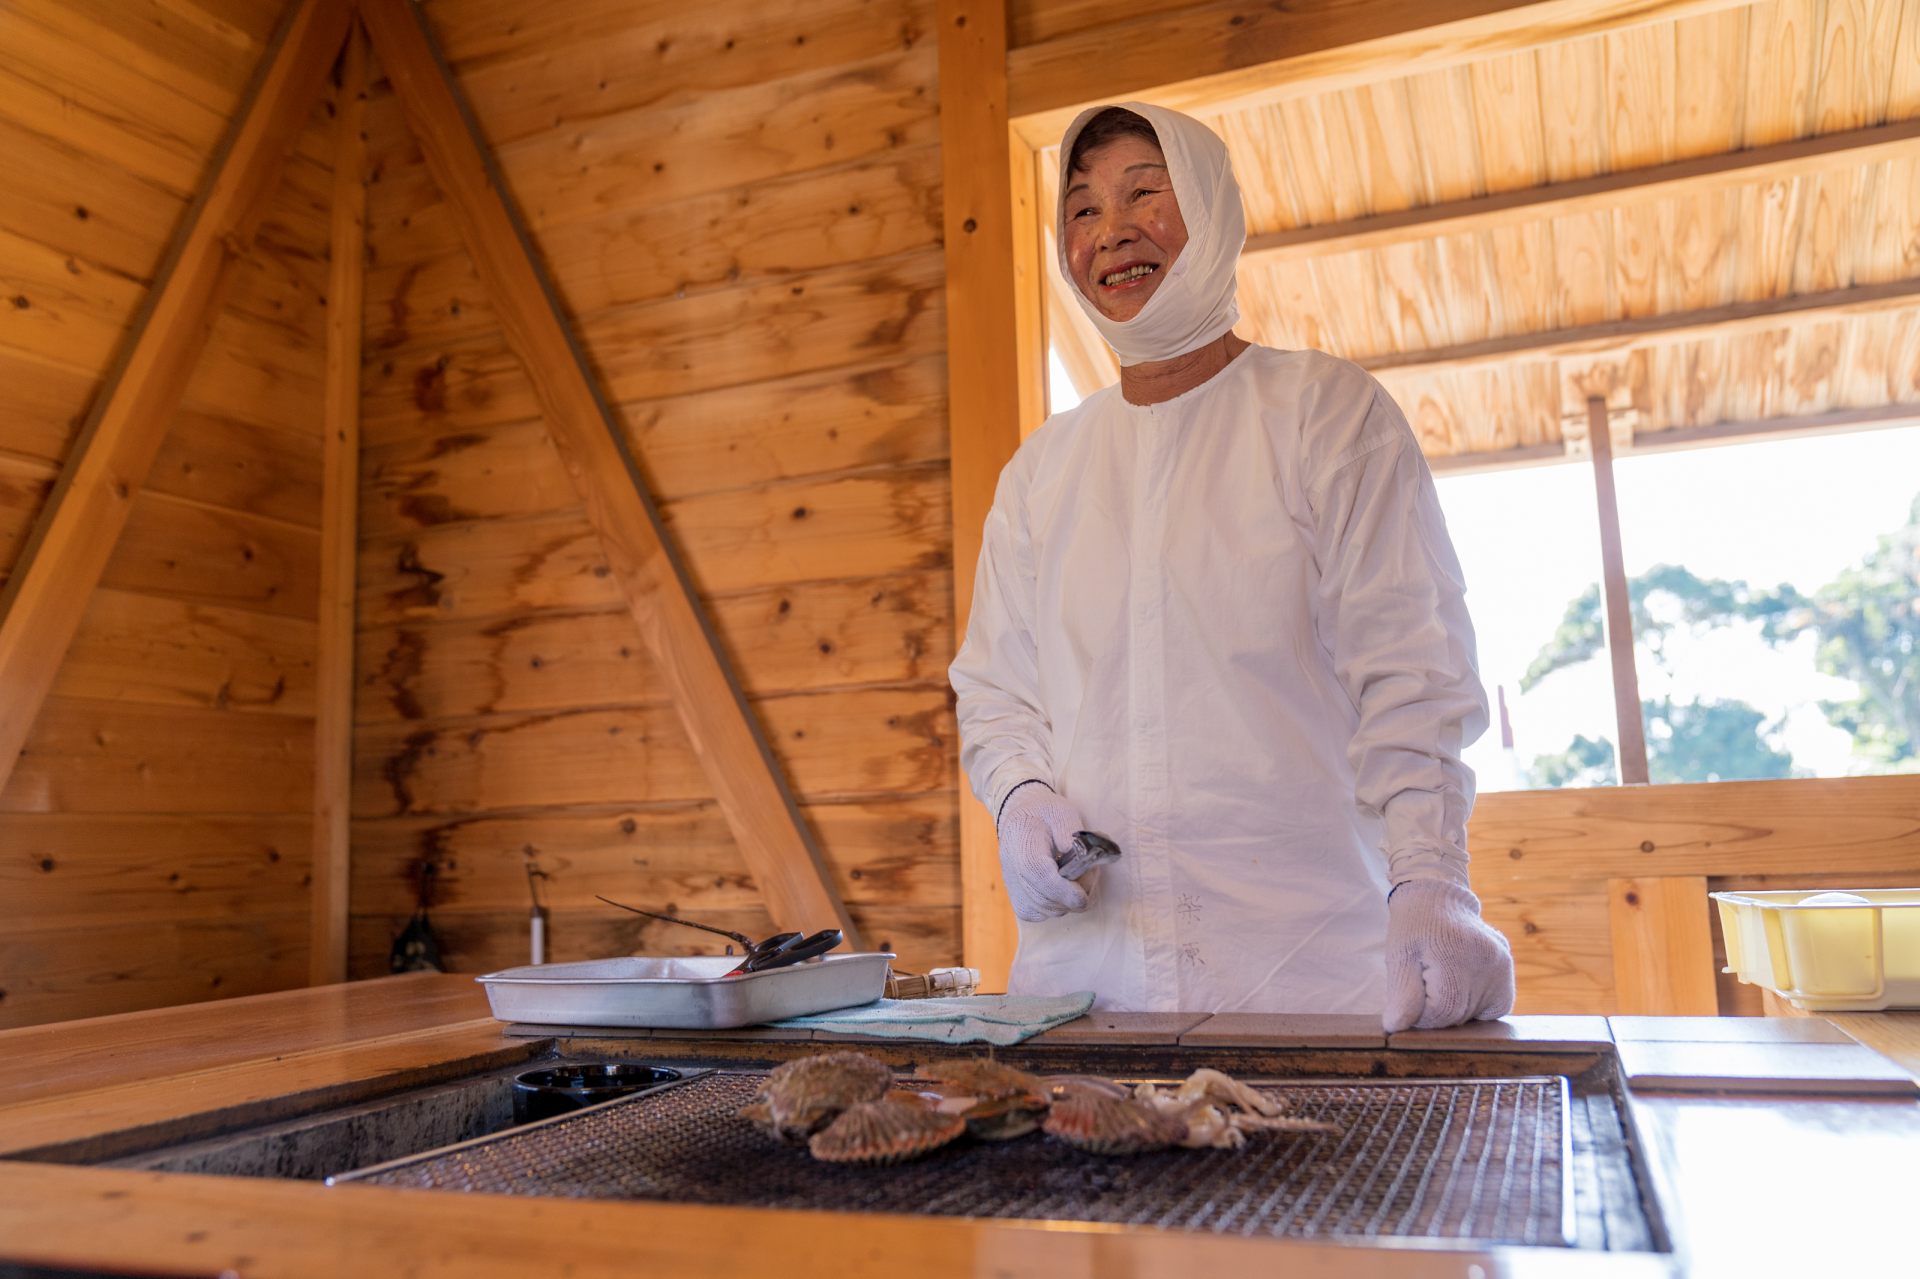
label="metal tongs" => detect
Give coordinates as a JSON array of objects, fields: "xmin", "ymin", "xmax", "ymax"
[
  {"xmin": 1056, "ymin": 830, "xmax": 1122, "ymax": 880},
  {"xmin": 595, "ymin": 896, "xmax": 843, "ymax": 975}
]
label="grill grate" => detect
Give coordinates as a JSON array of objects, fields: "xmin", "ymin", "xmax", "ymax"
[{"xmin": 345, "ymin": 1071, "xmax": 1571, "ymax": 1245}]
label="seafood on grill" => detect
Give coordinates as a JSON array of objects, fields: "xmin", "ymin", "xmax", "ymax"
[
  {"xmin": 1132, "ymin": 1068, "xmax": 1342, "ymax": 1150},
  {"xmin": 1042, "ymin": 1092, "xmax": 1190, "ymax": 1154},
  {"xmin": 738, "ymin": 1050, "xmax": 893, "ymax": 1143},
  {"xmin": 741, "ymin": 1051, "xmax": 1337, "ymax": 1162},
  {"xmin": 926, "ymin": 1058, "xmax": 1051, "ymax": 1140},
  {"xmin": 808, "ymin": 1094, "xmax": 967, "ymax": 1164}
]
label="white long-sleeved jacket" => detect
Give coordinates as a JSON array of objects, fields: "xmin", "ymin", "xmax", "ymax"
[{"xmin": 950, "ymin": 347, "xmax": 1489, "ymax": 1014}]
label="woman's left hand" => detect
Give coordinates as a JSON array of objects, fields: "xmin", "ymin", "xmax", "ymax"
[{"xmin": 1382, "ymin": 881, "xmax": 1516, "ymax": 1032}]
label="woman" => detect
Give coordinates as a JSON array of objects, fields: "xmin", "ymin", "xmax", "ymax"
[{"xmin": 949, "ymin": 103, "xmax": 1515, "ymax": 1031}]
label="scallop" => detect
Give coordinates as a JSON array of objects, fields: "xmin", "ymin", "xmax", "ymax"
[
  {"xmin": 1043, "ymin": 1094, "xmax": 1188, "ymax": 1155},
  {"xmin": 748, "ymin": 1050, "xmax": 894, "ymax": 1143},
  {"xmin": 808, "ymin": 1095, "xmax": 967, "ymax": 1164}
]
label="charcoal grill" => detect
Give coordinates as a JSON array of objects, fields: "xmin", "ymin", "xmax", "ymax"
[{"xmin": 339, "ymin": 1070, "xmax": 1575, "ymax": 1246}]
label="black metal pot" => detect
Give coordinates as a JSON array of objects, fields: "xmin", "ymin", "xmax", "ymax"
[{"xmin": 510, "ymin": 1062, "xmax": 681, "ymax": 1124}]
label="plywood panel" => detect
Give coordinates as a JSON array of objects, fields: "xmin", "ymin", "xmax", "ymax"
[
  {"xmin": 362, "ymin": 252, "xmax": 945, "ymax": 428},
  {"xmin": 355, "ymin": 572, "xmax": 952, "ymax": 723},
  {"xmin": 346, "ymin": 904, "xmax": 960, "ymax": 977},
  {"xmin": 493, "ymin": 46, "xmax": 938, "ymax": 230},
  {"xmin": 0, "ymin": 814, "xmax": 312, "ymax": 930},
  {"xmin": 105, "ymin": 493, "xmax": 321, "ymax": 621},
  {"xmin": 0, "ymin": 913, "xmax": 308, "ymax": 1029},
  {"xmin": 349, "ymin": 795, "xmax": 959, "ymax": 914},
  {"xmin": 386, "ymin": 147, "xmax": 946, "ymax": 322},
  {"xmin": 2, "ymin": 699, "xmax": 315, "ymax": 815},
  {"xmin": 356, "ymin": 466, "xmax": 948, "ymax": 625},
  {"xmin": 353, "ymin": 687, "xmax": 955, "ymax": 818},
  {"xmin": 53, "ymin": 589, "xmax": 316, "ymax": 717}
]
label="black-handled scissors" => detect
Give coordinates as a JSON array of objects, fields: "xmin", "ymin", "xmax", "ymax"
[{"xmin": 595, "ymin": 896, "xmax": 843, "ymax": 975}]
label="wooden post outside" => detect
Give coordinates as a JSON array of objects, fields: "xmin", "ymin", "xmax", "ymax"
[
  {"xmin": 939, "ymin": 0, "xmax": 1049, "ymax": 987},
  {"xmin": 310, "ymin": 22, "xmax": 368, "ymax": 986},
  {"xmin": 1587, "ymin": 395, "xmax": 1650, "ymax": 784},
  {"xmin": 0, "ymin": 0, "xmax": 353, "ymax": 798},
  {"xmin": 358, "ymin": 0, "xmax": 858, "ymax": 944},
  {"xmin": 1607, "ymin": 876, "xmax": 1719, "ymax": 1014}
]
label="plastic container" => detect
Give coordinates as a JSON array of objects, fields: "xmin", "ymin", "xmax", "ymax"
[
  {"xmin": 474, "ymin": 952, "xmax": 893, "ymax": 1028},
  {"xmin": 1711, "ymin": 889, "xmax": 1920, "ymax": 1010}
]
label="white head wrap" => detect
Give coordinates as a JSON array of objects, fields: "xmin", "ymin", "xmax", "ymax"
[{"xmin": 1057, "ymin": 102, "xmax": 1247, "ymax": 366}]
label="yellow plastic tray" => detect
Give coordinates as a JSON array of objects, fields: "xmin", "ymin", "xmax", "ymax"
[{"xmin": 1712, "ymin": 888, "xmax": 1920, "ymax": 1011}]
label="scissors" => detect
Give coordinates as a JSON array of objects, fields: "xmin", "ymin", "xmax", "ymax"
[{"xmin": 595, "ymin": 896, "xmax": 843, "ymax": 975}]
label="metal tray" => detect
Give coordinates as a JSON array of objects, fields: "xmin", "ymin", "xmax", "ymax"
[{"xmin": 474, "ymin": 953, "xmax": 894, "ymax": 1029}]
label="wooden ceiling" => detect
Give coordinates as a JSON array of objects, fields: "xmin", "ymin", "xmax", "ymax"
[{"xmin": 1043, "ymin": 0, "xmax": 1920, "ymax": 464}]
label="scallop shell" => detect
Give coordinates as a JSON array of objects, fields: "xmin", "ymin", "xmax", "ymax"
[
  {"xmin": 752, "ymin": 1051, "xmax": 894, "ymax": 1143},
  {"xmin": 928, "ymin": 1058, "xmax": 1049, "ymax": 1105},
  {"xmin": 1043, "ymin": 1094, "xmax": 1188, "ymax": 1154},
  {"xmin": 808, "ymin": 1095, "xmax": 967, "ymax": 1164}
]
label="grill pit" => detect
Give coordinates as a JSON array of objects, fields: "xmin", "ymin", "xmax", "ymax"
[{"xmin": 341, "ymin": 1070, "xmax": 1575, "ymax": 1247}]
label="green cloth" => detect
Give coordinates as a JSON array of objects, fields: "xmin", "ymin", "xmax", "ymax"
[{"xmin": 767, "ymin": 991, "xmax": 1094, "ymax": 1045}]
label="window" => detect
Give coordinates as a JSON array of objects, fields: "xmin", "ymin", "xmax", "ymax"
[{"xmin": 1441, "ymin": 424, "xmax": 1920, "ymax": 790}]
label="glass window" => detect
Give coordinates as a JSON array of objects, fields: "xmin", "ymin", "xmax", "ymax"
[
  {"xmin": 1434, "ymin": 464, "xmax": 1619, "ymax": 791},
  {"xmin": 1048, "ymin": 347, "xmax": 1084, "ymax": 416},
  {"xmin": 1609, "ymin": 425, "xmax": 1920, "ymax": 782}
]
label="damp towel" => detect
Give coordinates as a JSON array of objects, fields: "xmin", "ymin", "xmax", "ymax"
[{"xmin": 766, "ymin": 991, "xmax": 1095, "ymax": 1045}]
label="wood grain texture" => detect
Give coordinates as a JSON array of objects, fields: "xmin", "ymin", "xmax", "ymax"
[
  {"xmin": 1007, "ymin": 0, "xmax": 1749, "ymax": 142},
  {"xmin": 0, "ymin": 912, "xmax": 309, "ymax": 1030},
  {"xmin": 1607, "ymin": 875, "xmax": 1719, "ymax": 1014},
  {"xmin": 1470, "ymin": 776, "xmax": 1920, "ymax": 1012},
  {"xmin": 0, "ymin": 0, "xmax": 350, "ymax": 796},
  {"xmin": 354, "ymin": 572, "xmax": 953, "ymax": 723},
  {"xmin": 351, "ymin": 687, "xmax": 955, "ymax": 818},
  {"xmin": 313, "ymin": 23, "xmax": 368, "ymax": 986},
  {"xmin": 1, "ymin": 698, "xmax": 315, "ymax": 815},
  {"xmin": 349, "ymin": 795, "xmax": 959, "ymax": 915},
  {"xmin": 52, "ymin": 589, "xmax": 315, "ymax": 717},
  {"xmin": 938, "ymin": 0, "xmax": 1032, "ymax": 989},
  {"xmin": 359, "ymin": 0, "xmax": 860, "ymax": 943}
]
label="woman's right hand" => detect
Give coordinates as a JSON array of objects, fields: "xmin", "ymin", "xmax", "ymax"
[{"xmin": 997, "ymin": 783, "xmax": 1093, "ymax": 922}]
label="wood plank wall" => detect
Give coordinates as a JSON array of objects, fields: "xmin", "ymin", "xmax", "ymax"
[
  {"xmin": 346, "ymin": 0, "xmax": 960, "ymax": 975},
  {"xmin": 0, "ymin": 0, "xmax": 331, "ymax": 1028}
]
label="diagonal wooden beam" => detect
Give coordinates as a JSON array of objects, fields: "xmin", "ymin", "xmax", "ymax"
[
  {"xmin": 312, "ymin": 20, "xmax": 369, "ymax": 987},
  {"xmin": 1246, "ymin": 117, "xmax": 1920, "ymax": 266},
  {"xmin": 1008, "ymin": 0, "xmax": 1749, "ymax": 145},
  {"xmin": 0, "ymin": 0, "xmax": 353, "ymax": 797},
  {"xmin": 357, "ymin": 0, "xmax": 859, "ymax": 943}
]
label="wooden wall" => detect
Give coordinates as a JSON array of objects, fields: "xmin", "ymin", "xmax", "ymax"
[
  {"xmin": 345, "ymin": 0, "xmax": 961, "ymax": 975},
  {"xmin": 0, "ymin": 0, "xmax": 332, "ymax": 1027}
]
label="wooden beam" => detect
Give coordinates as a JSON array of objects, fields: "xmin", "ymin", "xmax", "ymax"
[
  {"xmin": 0, "ymin": 0, "xmax": 353, "ymax": 796},
  {"xmin": 357, "ymin": 0, "xmax": 858, "ymax": 943},
  {"xmin": 1632, "ymin": 403, "xmax": 1920, "ymax": 454},
  {"xmin": 1587, "ymin": 397, "xmax": 1649, "ymax": 786},
  {"xmin": 1246, "ymin": 117, "xmax": 1920, "ymax": 265},
  {"xmin": 311, "ymin": 21, "xmax": 367, "ymax": 988},
  {"xmin": 1008, "ymin": 0, "xmax": 1747, "ymax": 145},
  {"xmin": 1359, "ymin": 277, "xmax": 1920, "ymax": 377},
  {"xmin": 940, "ymin": 0, "xmax": 1044, "ymax": 987},
  {"xmin": 1607, "ymin": 876, "xmax": 1719, "ymax": 1014}
]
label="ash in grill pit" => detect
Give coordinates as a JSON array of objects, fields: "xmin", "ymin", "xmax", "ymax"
[{"xmin": 347, "ymin": 1071, "xmax": 1571, "ymax": 1246}]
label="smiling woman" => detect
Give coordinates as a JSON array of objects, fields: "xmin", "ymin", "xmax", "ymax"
[
  {"xmin": 949, "ymin": 101, "xmax": 1513, "ymax": 1032},
  {"xmin": 1060, "ymin": 109, "xmax": 1187, "ymax": 323}
]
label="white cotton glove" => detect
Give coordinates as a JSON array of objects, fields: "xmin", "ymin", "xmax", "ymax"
[
  {"xmin": 1382, "ymin": 880, "xmax": 1516, "ymax": 1033},
  {"xmin": 997, "ymin": 783, "xmax": 1092, "ymax": 923}
]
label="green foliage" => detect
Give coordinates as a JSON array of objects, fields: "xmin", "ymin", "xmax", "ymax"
[
  {"xmin": 1528, "ymin": 733, "xmax": 1615, "ymax": 788},
  {"xmin": 1642, "ymin": 696, "xmax": 1798, "ymax": 784},
  {"xmin": 1525, "ymin": 698, "xmax": 1800, "ymax": 787},
  {"xmin": 1521, "ymin": 492, "xmax": 1920, "ymax": 782}
]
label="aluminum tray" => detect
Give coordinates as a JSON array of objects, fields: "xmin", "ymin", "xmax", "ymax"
[{"xmin": 474, "ymin": 953, "xmax": 894, "ymax": 1029}]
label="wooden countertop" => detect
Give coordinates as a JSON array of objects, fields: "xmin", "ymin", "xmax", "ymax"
[{"xmin": 0, "ymin": 976, "xmax": 1914, "ymax": 1278}]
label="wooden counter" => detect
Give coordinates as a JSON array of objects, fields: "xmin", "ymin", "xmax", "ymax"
[{"xmin": 0, "ymin": 976, "xmax": 1914, "ymax": 1278}]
